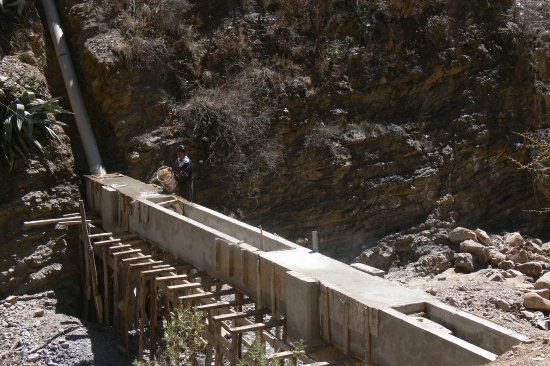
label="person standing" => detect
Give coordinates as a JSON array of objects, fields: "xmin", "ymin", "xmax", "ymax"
[{"xmin": 170, "ymin": 145, "xmax": 193, "ymax": 201}]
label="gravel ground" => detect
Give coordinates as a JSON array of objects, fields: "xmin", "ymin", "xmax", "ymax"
[{"xmin": 0, "ymin": 291, "xmax": 130, "ymax": 366}]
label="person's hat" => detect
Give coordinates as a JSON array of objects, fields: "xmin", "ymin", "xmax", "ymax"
[{"xmin": 177, "ymin": 145, "xmax": 187, "ymax": 152}]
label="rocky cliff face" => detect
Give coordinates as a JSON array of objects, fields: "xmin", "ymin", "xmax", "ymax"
[
  {"xmin": 0, "ymin": 4, "xmax": 80, "ymax": 307},
  {"xmin": 52, "ymin": 0, "xmax": 550, "ymax": 265}
]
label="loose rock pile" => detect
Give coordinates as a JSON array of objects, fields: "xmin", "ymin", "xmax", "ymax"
[{"xmin": 449, "ymin": 227, "xmax": 550, "ymax": 323}]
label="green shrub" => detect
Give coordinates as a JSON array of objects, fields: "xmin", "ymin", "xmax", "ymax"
[{"xmin": 0, "ymin": 76, "xmax": 70, "ymax": 169}]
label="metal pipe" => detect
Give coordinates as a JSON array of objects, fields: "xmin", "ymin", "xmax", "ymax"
[{"xmin": 41, "ymin": 0, "xmax": 105, "ymax": 176}]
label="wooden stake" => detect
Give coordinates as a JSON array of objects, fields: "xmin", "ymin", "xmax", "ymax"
[
  {"xmin": 113, "ymin": 256, "xmax": 120, "ymax": 333},
  {"xmin": 124, "ymin": 265, "xmax": 132, "ymax": 356},
  {"xmin": 103, "ymin": 247, "xmax": 110, "ymax": 326},
  {"xmin": 150, "ymin": 277, "xmax": 158, "ymax": 360},
  {"xmin": 138, "ymin": 275, "xmax": 147, "ymax": 361},
  {"xmin": 80, "ymin": 201, "xmax": 103, "ymax": 324}
]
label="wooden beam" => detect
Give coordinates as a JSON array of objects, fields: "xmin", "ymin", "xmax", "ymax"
[
  {"xmin": 178, "ymin": 289, "xmax": 236, "ymax": 301},
  {"xmin": 212, "ymin": 308, "xmax": 270, "ymax": 322},
  {"xmin": 89, "ymin": 232, "xmax": 114, "ymax": 238},
  {"xmin": 229, "ymin": 319, "xmax": 286, "ymax": 334},
  {"xmin": 196, "ymin": 298, "xmax": 254, "ymax": 311},
  {"xmin": 167, "ymin": 279, "xmax": 220, "ymax": 291}
]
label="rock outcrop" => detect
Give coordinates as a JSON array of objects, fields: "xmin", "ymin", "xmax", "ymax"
[
  {"xmin": 46, "ymin": 0, "xmax": 550, "ymax": 265},
  {"xmin": 0, "ymin": 5, "xmax": 80, "ymax": 306}
]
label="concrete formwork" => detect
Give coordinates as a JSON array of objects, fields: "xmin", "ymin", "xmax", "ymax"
[{"xmin": 85, "ymin": 174, "xmax": 526, "ymax": 366}]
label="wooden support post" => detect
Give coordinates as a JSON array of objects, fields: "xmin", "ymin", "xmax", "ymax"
[
  {"xmin": 150, "ymin": 277, "xmax": 157, "ymax": 360},
  {"xmin": 312, "ymin": 231, "xmax": 319, "ymax": 252},
  {"xmin": 103, "ymin": 247, "xmax": 110, "ymax": 326},
  {"xmin": 270, "ymin": 263, "xmax": 280, "ymax": 338},
  {"xmin": 124, "ymin": 265, "xmax": 132, "ymax": 356},
  {"xmin": 323, "ymin": 288, "xmax": 330, "ymax": 344},
  {"xmin": 256, "ymin": 258, "xmax": 263, "ymax": 340},
  {"xmin": 364, "ymin": 307, "xmax": 372, "ymax": 366},
  {"xmin": 344, "ymin": 298, "xmax": 349, "ymax": 355},
  {"xmin": 138, "ymin": 275, "xmax": 147, "ymax": 361},
  {"xmin": 113, "ymin": 256, "xmax": 120, "ymax": 333},
  {"xmin": 80, "ymin": 201, "xmax": 103, "ymax": 324}
]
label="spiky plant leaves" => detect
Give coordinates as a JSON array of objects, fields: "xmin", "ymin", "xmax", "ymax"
[{"xmin": 0, "ymin": 79, "xmax": 71, "ymax": 169}]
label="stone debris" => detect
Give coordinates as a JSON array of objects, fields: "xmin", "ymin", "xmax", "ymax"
[
  {"xmin": 5, "ymin": 296, "xmax": 18, "ymax": 306},
  {"xmin": 496, "ymin": 299, "xmax": 511, "ymax": 312},
  {"xmin": 498, "ymin": 260, "xmax": 515, "ymax": 270},
  {"xmin": 459, "ymin": 240, "xmax": 490, "ymax": 264},
  {"xmin": 455, "ymin": 253, "xmax": 477, "ymax": 272},
  {"xmin": 535, "ymin": 272, "xmax": 550, "ymax": 290},
  {"xmin": 523, "ymin": 293, "xmax": 550, "ymax": 312},
  {"xmin": 506, "ymin": 232, "xmax": 525, "ymax": 247},
  {"xmin": 515, "ymin": 262, "xmax": 543, "ymax": 278},
  {"xmin": 33, "ymin": 309, "xmax": 44, "ymax": 318},
  {"xmin": 449, "ymin": 227, "xmax": 477, "ymax": 243},
  {"xmin": 475, "ymin": 229, "xmax": 491, "ymax": 245}
]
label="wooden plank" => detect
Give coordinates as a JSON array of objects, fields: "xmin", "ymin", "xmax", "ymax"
[
  {"xmin": 124, "ymin": 265, "xmax": 132, "ymax": 356},
  {"xmin": 24, "ymin": 216, "xmax": 86, "ymax": 226},
  {"xmin": 302, "ymin": 356, "xmax": 356, "ymax": 366},
  {"xmin": 113, "ymin": 257, "xmax": 120, "ymax": 333},
  {"xmin": 58, "ymin": 219, "xmax": 101, "ymax": 226},
  {"xmin": 158, "ymin": 199, "xmax": 178, "ymax": 206},
  {"xmin": 156, "ymin": 272, "xmax": 203, "ymax": 282},
  {"xmin": 196, "ymin": 298, "xmax": 254, "ymax": 311},
  {"xmin": 89, "ymin": 232, "xmax": 114, "ymax": 238},
  {"xmin": 178, "ymin": 289, "xmax": 236, "ymax": 301},
  {"xmin": 344, "ymin": 297, "xmax": 349, "ymax": 355},
  {"xmin": 103, "ymin": 247, "xmax": 110, "ymax": 326},
  {"xmin": 149, "ymin": 277, "xmax": 158, "ymax": 360},
  {"xmin": 167, "ymin": 279, "xmax": 220, "ymax": 291},
  {"xmin": 140, "ymin": 266, "xmax": 176, "ymax": 276},
  {"xmin": 212, "ymin": 308, "xmax": 270, "ymax": 322},
  {"xmin": 122, "ymin": 255, "xmax": 152, "ymax": 263},
  {"xmin": 138, "ymin": 276, "xmax": 147, "ymax": 361},
  {"xmin": 129, "ymin": 261, "xmax": 163, "ymax": 268},
  {"xmin": 93, "ymin": 238, "xmax": 121, "ymax": 246},
  {"xmin": 112, "ymin": 249, "xmax": 142, "ymax": 257},
  {"xmin": 229, "ymin": 319, "xmax": 286, "ymax": 334},
  {"xmin": 80, "ymin": 201, "xmax": 103, "ymax": 324}
]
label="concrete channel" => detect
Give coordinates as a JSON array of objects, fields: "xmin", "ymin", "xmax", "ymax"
[{"xmin": 85, "ymin": 174, "xmax": 526, "ymax": 366}]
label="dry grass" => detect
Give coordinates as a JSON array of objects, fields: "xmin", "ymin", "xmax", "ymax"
[{"xmin": 170, "ymin": 66, "xmax": 283, "ymax": 197}]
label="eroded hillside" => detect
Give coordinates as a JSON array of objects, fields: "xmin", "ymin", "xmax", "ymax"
[{"xmin": 50, "ymin": 0, "xmax": 550, "ymax": 263}]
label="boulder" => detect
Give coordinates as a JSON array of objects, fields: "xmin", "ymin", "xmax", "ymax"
[
  {"xmin": 414, "ymin": 250, "xmax": 454, "ymax": 275},
  {"xmin": 498, "ymin": 260, "xmax": 515, "ymax": 270},
  {"xmin": 496, "ymin": 299, "xmax": 511, "ymax": 312},
  {"xmin": 506, "ymin": 247, "xmax": 529, "ymax": 264},
  {"xmin": 455, "ymin": 253, "xmax": 476, "ymax": 272},
  {"xmin": 459, "ymin": 240, "xmax": 489, "ymax": 264},
  {"xmin": 515, "ymin": 262, "xmax": 543, "ymax": 278},
  {"xmin": 506, "ymin": 232, "xmax": 525, "ymax": 247},
  {"xmin": 489, "ymin": 248, "xmax": 506, "ymax": 266},
  {"xmin": 532, "ymin": 288, "xmax": 550, "ymax": 300},
  {"xmin": 523, "ymin": 293, "xmax": 550, "ymax": 312},
  {"xmin": 449, "ymin": 227, "xmax": 477, "ymax": 244},
  {"xmin": 535, "ymin": 272, "xmax": 550, "ymax": 290},
  {"xmin": 475, "ymin": 229, "xmax": 491, "ymax": 245},
  {"xmin": 525, "ymin": 241, "xmax": 543, "ymax": 255},
  {"xmin": 542, "ymin": 242, "xmax": 550, "ymax": 254}
]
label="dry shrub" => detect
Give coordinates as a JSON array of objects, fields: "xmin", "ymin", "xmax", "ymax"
[
  {"xmin": 276, "ymin": 0, "xmax": 338, "ymax": 31},
  {"xmin": 177, "ymin": 66, "xmax": 282, "ymax": 197}
]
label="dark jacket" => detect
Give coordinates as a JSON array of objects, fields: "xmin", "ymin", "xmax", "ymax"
[{"xmin": 173, "ymin": 155, "xmax": 193, "ymax": 182}]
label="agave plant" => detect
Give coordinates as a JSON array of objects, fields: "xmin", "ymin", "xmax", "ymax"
[
  {"xmin": 0, "ymin": 76, "xmax": 71, "ymax": 169},
  {"xmin": 0, "ymin": 0, "xmax": 26, "ymax": 16}
]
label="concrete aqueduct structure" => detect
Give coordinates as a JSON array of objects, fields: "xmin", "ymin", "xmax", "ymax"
[{"xmin": 85, "ymin": 174, "xmax": 525, "ymax": 365}]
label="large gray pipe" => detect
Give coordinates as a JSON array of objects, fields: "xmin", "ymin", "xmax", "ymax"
[{"xmin": 41, "ymin": 0, "xmax": 105, "ymax": 176}]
